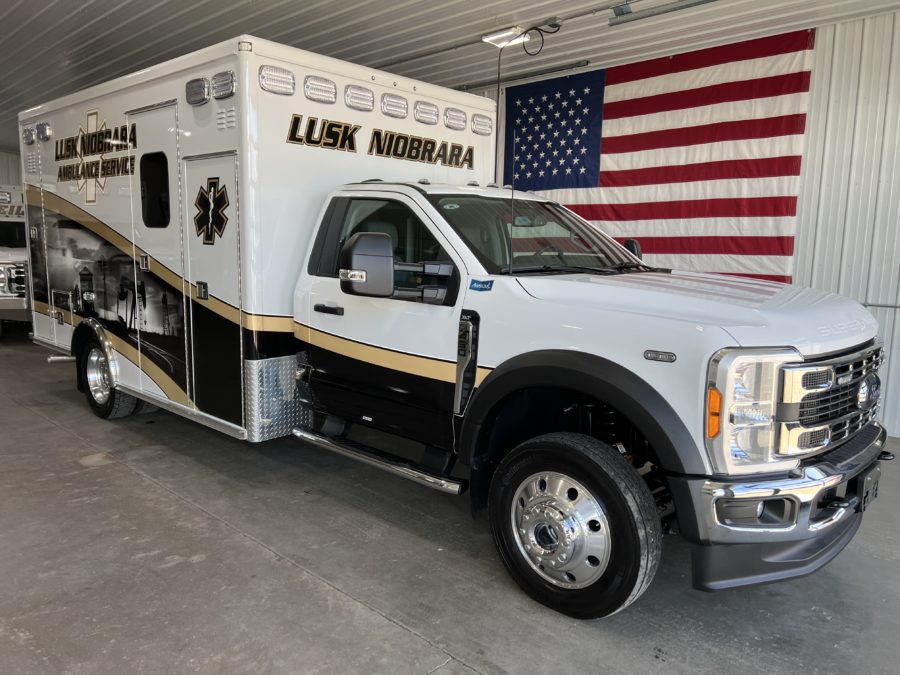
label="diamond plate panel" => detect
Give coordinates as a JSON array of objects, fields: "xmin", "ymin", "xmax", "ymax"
[{"xmin": 244, "ymin": 354, "xmax": 311, "ymax": 442}]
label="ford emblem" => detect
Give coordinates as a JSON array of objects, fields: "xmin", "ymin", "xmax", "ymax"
[{"xmin": 856, "ymin": 374, "xmax": 881, "ymax": 410}]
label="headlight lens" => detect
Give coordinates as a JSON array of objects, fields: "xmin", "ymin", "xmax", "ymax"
[{"xmin": 705, "ymin": 348, "xmax": 803, "ymax": 475}]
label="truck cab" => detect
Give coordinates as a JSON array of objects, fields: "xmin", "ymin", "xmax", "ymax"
[
  {"xmin": 291, "ymin": 180, "xmax": 888, "ymax": 617},
  {"xmin": 0, "ymin": 185, "xmax": 28, "ymax": 334}
]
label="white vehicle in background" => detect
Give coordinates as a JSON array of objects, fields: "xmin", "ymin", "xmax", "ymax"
[
  {"xmin": 18, "ymin": 35, "xmax": 891, "ymax": 618},
  {"xmin": 0, "ymin": 184, "xmax": 28, "ymax": 336}
]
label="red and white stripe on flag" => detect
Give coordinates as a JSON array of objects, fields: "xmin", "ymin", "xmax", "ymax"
[{"xmin": 540, "ymin": 29, "xmax": 816, "ymax": 283}]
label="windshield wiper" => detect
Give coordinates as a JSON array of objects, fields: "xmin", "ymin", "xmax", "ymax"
[
  {"xmin": 509, "ymin": 264, "xmax": 619, "ymax": 275},
  {"xmin": 602, "ymin": 261, "xmax": 655, "ymax": 272}
]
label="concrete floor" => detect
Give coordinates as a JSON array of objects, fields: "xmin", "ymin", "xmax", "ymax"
[{"xmin": 1, "ymin": 330, "xmax": 899, "ymax": 675}]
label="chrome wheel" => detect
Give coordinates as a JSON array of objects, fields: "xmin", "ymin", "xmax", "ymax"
[
  {"xmin": 85, "ymin": 347, "xmax": 111, "ymax": 405},
  {"xmin": 511, "ymin": 471, "xmax": 611, "ymax": 589}
]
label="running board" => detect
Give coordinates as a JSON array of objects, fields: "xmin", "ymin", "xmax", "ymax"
[{"xmin": 291, "ymin": 428, "xmax": 465, "ymax": 495}]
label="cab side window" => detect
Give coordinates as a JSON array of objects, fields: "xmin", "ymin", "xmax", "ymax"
[{"xmin": 314, "ymin": 197, "xmax": 457, "ymax": 304}]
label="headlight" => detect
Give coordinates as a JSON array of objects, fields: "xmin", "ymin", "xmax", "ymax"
[{"xmin": 705, "ymin": 348, "xmax": 803, "ymax": 476}]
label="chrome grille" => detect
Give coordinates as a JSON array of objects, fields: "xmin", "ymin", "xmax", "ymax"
[
  {"xmin": 779, "ymin": 343, "xmax": 883, "ymax": 456},
  {"xmin": 2, "ymin": 262, "xmax": 27, "ymax": 297}
]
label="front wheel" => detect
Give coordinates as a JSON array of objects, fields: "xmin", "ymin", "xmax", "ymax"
[
  {"xmin": 80, "ymin": 338, "xmax": 138, "ymax": 419},
  {"xmin": 489, "ymin": 432, "xmax": 661, "ymax": 619}
]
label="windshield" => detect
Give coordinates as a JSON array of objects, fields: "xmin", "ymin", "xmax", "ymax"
[
  {"xmin": 0, "ymin": 220, "xmax": 26, "ymax": 248},
  {"xmin": 426, "ymin": 194, "xmax": 636, "ymax": 274}
]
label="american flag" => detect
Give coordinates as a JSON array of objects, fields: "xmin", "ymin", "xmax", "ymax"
[{"xmin": 503, "ymin": 29, "xmax": 816, "ymax": 282}]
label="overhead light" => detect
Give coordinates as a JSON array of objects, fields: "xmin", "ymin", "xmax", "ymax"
[
  {"xmin": 481, "ymin": 26, "xmax": 531, "ymax": 49},
  {"xmin": 609, "ymin": 0, "xmax": 718, "ymax": 26}
]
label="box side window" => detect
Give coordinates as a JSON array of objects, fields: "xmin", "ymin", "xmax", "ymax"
[{"xmin": 140, "ymin": 152, "xmax": 170, "ymax": 228}]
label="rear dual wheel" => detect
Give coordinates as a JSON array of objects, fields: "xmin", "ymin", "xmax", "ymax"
[
  {"xmin": 80, "ymin": 338, "xmax": 139, "ymax": 419},
  {"xmin": 489, "ymin": 432, "xmax": 661, "ymax": 619}
]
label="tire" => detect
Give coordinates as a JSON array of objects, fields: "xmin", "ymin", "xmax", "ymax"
[
  {"xmin": 489, "ymin": 432, "xmax": 661, "ymax": 619},
  {"xmin": 79, "ymin": 338, "xmax": 138, "ymax": 419}
]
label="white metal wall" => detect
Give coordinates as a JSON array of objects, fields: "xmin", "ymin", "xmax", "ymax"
[
  {"xmin": 796, "ymin": 10, "xmax": 900, "ymax": 434},
  {"xmin": 0, "ymin": 151, "xmax": 19, "ymax": 185}
]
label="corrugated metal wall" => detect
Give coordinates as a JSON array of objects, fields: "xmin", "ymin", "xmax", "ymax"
[
  {"xmin": 796, "ymin": 10, "xmax": 900, "ymax": 434},
  {"xmin": 0, "ymin": 150, "xmax": 20, "ymax": 185}
]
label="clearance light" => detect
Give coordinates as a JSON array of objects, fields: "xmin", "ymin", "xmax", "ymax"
[
  {"xmin": 186, "ymin": 78, "xmax": 210, "ymax": 105},
  {"xmin": 444, "ymin": 107, "xmax": 466, "ymax": 131},
  {"xmin": 472, "ymin": 114, "xmax": 493, "ymax": 136},
  {"xmin": 345, "ymin": 85, "xmax": 375, "ymax": 111},
  {"xmin": 211, "ymin": 71, "xmax": 236, "ymax": 99},
  {"xmin": 706, "ymin": 387, "xmax": 721, "ymax": 438},
  {"xmin": 414, "ymin": 101, "xmax": 439, "ymax": 125},
  {"xmin": 22, "ymin": 127, "xmax": 36, "ymax": 145},
  {"xmin": 259, "ymin": 65, "xmax": 295, "ymax": 95},
  {"xmin": 381, "ymin": 93, "xmax": 408, "ymax": 119},
  {"xmin": 36, "ymin": 122, "xmax": 52, "ymax": 142},
  {"xmin": 304, "ymin": 75, "xmax": 337, "ymax": 104},
  {"xmin": 481, "ymin": 26, "xmax": 531, "ymax": 49}
]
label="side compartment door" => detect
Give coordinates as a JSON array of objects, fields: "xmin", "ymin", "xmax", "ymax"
[
  {"xmin": 128, "ymin": 102, "xmax": 189, "ymax": 406},
  {"xmin": 184, "ymin": 153, "xmax": 243, "ymax": 427}
]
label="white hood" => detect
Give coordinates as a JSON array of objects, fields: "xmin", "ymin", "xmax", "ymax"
[{"xmin": 516, "ymin": 270, "xmax": 878, "ymax": 357}]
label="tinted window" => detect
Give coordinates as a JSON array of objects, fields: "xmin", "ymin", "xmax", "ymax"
[
  {"xmin": 0, "ymin": 221, "xmax": 26, "ymax": 248},
  {"xmin": 140, "ymin": 152, "xmax": 170, "ymax": 228}
]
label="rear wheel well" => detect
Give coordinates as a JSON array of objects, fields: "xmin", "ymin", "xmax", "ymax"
[{"xmin": 468, "ymin": 386, "xmax": 672, "ymax": 522}]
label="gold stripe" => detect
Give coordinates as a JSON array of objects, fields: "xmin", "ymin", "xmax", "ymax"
[
  {"xmin": 475, "ymin": 367, "xmax": 492, "ymax": 387},
  {"xmin": 294, "ymin": 321, "xmax": 495, "ymax": 385},
  {"xmin": 243, "ymin": 314, "xmax": 296, "ymax": 332},
  {"xmin": 105, "ymin": 333, "xmax": 192, "ymax": 406}
]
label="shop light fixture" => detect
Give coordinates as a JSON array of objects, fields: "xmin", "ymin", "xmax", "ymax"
[{"xmin": 481, "ymin": 26, "xmax": 531, "ymax": 49}]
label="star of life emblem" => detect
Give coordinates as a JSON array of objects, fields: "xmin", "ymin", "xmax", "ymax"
[{"xmin": 194, "ymin": 178, "xmax": 229, "ymax": 245}]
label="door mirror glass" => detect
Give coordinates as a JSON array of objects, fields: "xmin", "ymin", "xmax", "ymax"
[
  {"xmin": 623, "ymin": 238, "xmax": 642, "ymax": 260},
  {"xmin": 339, "ymin": 232, "xmax": 394, "ymax": 297}
]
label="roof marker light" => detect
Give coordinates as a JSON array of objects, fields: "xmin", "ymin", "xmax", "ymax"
[
  {"xmin": 259, "ymin": 65, "xmax": 295, "ymax": 95},
  {"xmin": 186, "ymin": 78, "xmax": 210, "ymax": 105},
  {"xmin": 444, "ymin": 107, "xmax": 466, "ymax": 131},
  {"xmin": 345, "ymin": 85, "xmax": 375, "ymax": 111},
  {"xmin": 304, "ymin": 75, "xmax": 337, "ymax": 104},
  {"xmin": 472, "ymin": 114, "xmax": 493, "ymax": 136},
  {"xmin": 381, "ymin": 93, "xmax": 408, "ymax": 119},
  {"xmin": 211, "ymin": 71, "xmax": 236, "ymax": 99},
  {"xmin": 22, "ymin": 127, "xmax": 35, "ymax": 145},
  {"xmin": 36, "ymin": 122, "xmax": 52, "ymax": 142},
  {"xmin": 413, "ymin": 101, "xmax": 439, "ymax": 125}
]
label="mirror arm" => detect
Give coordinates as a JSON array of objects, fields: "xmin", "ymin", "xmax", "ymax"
[{"xmin": 393, "ymin": 261, "xmax": 455, "ymax": 277}]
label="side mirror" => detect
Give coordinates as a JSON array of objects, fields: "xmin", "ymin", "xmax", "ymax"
[
  {"xmin": 623, "ymin": 238, "xmax": 642, "ymax": 260},
  {"xmin": 339, "ymin": 232, "xmax": 394, "ymax": 297}
]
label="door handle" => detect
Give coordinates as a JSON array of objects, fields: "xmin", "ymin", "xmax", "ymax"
[{"xmin": 314, "ymin": 303, "xmax": 344, "ymax": 316}]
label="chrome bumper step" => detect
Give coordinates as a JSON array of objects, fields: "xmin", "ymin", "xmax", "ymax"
[{"xmin": 291, "ymin": 428, "xmax": 465, "ymax": 495}]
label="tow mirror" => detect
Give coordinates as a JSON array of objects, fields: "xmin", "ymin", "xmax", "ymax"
[
  {"xmin": 339, "ymin": 232, "xmax": 394, "ymax": 297},
  {"xmin": 623, "ymin": 238, "xmax": 642, "ymax": 260}
]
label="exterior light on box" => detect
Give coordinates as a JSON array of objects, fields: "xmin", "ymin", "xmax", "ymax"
[
  {"xmin": 381, "ymin": 93, "xmax": 408, "ymax": 119},
  {"xmin": 211, "ymin": 71, "xmax": 236, "ymax": 99},
  {"xmin": 444, "ymin": 107, "xmax": 466, "ymax": 130},
  {"xmin": 413, "ymin": 101, "xmax": 439, "ymax": 125},
  {"xmin": 0, "ymin": 191, "xmax": 10, "ymax": 204},
  {"xmin": 345, "ymin": 85, "xmax": 374, "ymax": 111},
  {"xmin": 22, "ymin": 127, "xmax": 36, "ymax": 145},
  {"xmin": 259, "ymin": 65, "xmax": 295, "ymax": 95},
  {"xmin": 36, "ymin": 122, "xmax": 52, "ymax": 142},
  {"xmin": 481, "ymin": 26, "xmax": 531, "ymax": 48},
  {"xmin": 471, "ymin": 114, "xmax": 493, "ymax": 135},
  {"xmin": 304, "ymin": 75, "xmax": 337, "ymax": 103},
  {"xmin": 186, "ymin": 78, "xmax": 210, "ymax": 105}
]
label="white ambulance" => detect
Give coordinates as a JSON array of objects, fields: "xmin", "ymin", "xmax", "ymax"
[
  {"xmin": 0, "ymin": 183, "xmax": 28, "ymax": 334},
  {"xmin": 18, "ymin": 36, "xmax": 890, "ymax": 618}
]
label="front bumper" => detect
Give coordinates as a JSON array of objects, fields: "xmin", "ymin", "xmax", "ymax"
[
  {"xmin": 669, "ymin": 422, "xmax": 888, "ymax": 590},
  {"xmin": 0, "ymin": 296, "xmax": 29, "ymax": 322}
]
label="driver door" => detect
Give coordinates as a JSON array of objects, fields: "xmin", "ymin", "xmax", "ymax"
[{"xmin": 300, "ymin": 192, "xmax": 463, "ymax": 449}]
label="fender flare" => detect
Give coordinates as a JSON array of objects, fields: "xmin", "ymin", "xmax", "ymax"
[
  {"xmin": 458, "ymin": 350, "xmax": 707, "ymax": 476},
  {"xmin": 71, "ymin": 318, "xmax": 121, "ymax": 393}
]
